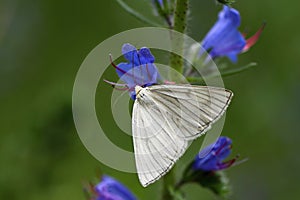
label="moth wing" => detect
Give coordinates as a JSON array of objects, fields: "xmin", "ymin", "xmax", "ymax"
[
  {"xmin": 132, "ymin": 84, "xmax": 233, "ymax": 187},
  {"xmin": 132, "ymin": 99, "xmax": 188, "ymax": 187},
  {"xmin": 148, "ymin": 84, "xmax": 233, "ymax": 140}
]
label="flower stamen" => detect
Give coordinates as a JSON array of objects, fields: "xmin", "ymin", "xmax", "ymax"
[{"xmin": 103, "ymin": 79, "xmax": 130, "ymax": 91}]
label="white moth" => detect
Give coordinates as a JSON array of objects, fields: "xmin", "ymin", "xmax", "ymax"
[{"xmin": 132, "ymin": 84, "xmax": 233, "ymax": 187}]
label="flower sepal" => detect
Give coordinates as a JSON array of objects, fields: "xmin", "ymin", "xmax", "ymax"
[
  {"xmin": 216, "ymin": 0, "xmax": 235, "ymax": 5},
  {"xmin": 194, "ymin": 171, "xmax": 231, "ymax": 197},
  {"xmin": 177, "ymin": 166, "xmax": 231, "ymax": 198},
  {"xmin": 152, "ymin": 0, "xmax": 175, "ymax": 27}
]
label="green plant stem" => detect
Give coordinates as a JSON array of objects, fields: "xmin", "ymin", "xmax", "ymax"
[
  {"xmin": 169, "ymin": 0, "xmax": 189, "ymax": 82},
  {"xmin": 162, "ymin": 0, "xmax": 189, "ymax": 200},
  {"xmin": 162, "ymin": 1, "xmax": 189, "ymax": 199}
]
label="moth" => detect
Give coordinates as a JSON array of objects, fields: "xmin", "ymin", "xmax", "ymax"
[{"xmin": 132, "ymin": 84, "xmax": 233, "ymax": 187}]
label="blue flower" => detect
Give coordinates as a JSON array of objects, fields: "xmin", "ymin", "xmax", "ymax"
[
  {"xmin": 93, "ymin": 175, "xmax": 137, "ymax": 200},
  {"xmin": 108, "ymin": 43, "xmax": 160, "ymax": 100},
  {"xmin": 202, "ymin": 6, "xmax": 246, "ymax": 63},
  {"xmin": 193, "ymin": 136, "xmax": 236, "ymax": 171}
]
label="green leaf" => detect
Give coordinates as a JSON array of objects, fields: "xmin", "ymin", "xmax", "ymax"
[
  {"xmin": 116, "ymin": 0, "xmax": 162, "ymax": 26},
  {"xmin": 169, "ymin": 186, "xmax": 186, "ymax": 200},
  {"xmin": 219, "ymin": 62, "xmax": 257, "ymax": 77},
  {"xmin": 187, "ymin": 62, "xmax": 257, "ymax": 84}
]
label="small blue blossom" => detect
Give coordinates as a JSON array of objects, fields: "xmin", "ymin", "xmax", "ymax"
[
  {"xmin": 202, "ymin": 6, "xmax": 246, "ymax": 62},
  {"xmin": 193, "ymin": 136, "xmax": 236, "ymax": 171},
  {"xmin": 108, "ymin": 43, "xmax": 160, "ymax": 100},
  {"xmin": 92, "ymin": 175, "xmax": 137, "ymax": 200},
  {"xmin": 155, "ymin": 0, "xmax": 163, "ymax": 6}
]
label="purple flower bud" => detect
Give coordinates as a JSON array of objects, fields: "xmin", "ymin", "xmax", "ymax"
[
  {"xmin": 193, "ymin": 136, "xmax": 237, "ymax": 171},
  {"xmin": 92, "ymin": 175, "xmax": 137, "ymax": 200}
]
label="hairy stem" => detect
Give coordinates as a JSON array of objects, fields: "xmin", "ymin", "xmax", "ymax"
[
  {"xmin": 169, "ymin": 0, "xmax": 189, "ymax": 82},
  {"xmin": 163, "ymin": 1, "xmax": 189, "ymax": 199}
]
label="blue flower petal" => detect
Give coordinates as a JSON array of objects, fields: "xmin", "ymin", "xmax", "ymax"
[
  {"xmin": 202, "ymin": 6, "xmax": 246, "ymax": 62},
  {"xmin": 213, "ymin": 137, "xmax": 232, "ymax": 160},
  {"xmin": 116, "ymin": 62, "xmax": 137, "ymax": 88},
  {"xmin": 193, "ymin": 152, "xmax": 218, "ymax": 171},
  {"xmin": 227, "ymin": 54, "xmax": 238, "ymax": 63},
  {"xmin": 95, "ymin": 175, "xmax": 136, "ymax": 200},
  {"xmin": 193, "ymin": 136, "xmax": 232, "ymax": 171},
  {"xmin": 116, "ymin": 63, "xmax": 158, "ymax": 88},
  {"xmin": 122, "ymin": 43, "xmax": 139, "ymax": 65},
  {"xmin": 139, "ymin": 47, "xmax": 155, "ymax": 64}
]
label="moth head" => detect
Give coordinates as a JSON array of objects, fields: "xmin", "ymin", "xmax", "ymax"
[{"xmin": 135, "ymin": 85, "xmax": 143, "ymax": 98}]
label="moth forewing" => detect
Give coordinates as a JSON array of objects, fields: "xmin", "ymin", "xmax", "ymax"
[{"xmin": 148, "ymin": 85, "xmax": 233, "ymax": 140}]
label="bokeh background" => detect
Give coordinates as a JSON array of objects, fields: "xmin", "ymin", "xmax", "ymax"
[{"xmin": 1, "ymin": 0, "xmax": 299, "ymax": 199}]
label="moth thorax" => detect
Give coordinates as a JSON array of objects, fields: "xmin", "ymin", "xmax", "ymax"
[{"xmin": 135, "ymin": 86, "xmax": 151, "ymax": 103}]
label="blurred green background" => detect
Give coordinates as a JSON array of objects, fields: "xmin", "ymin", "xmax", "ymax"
[{"xmin": 1, "ymin": 0, "xmax": 299, "ymax": 199}]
